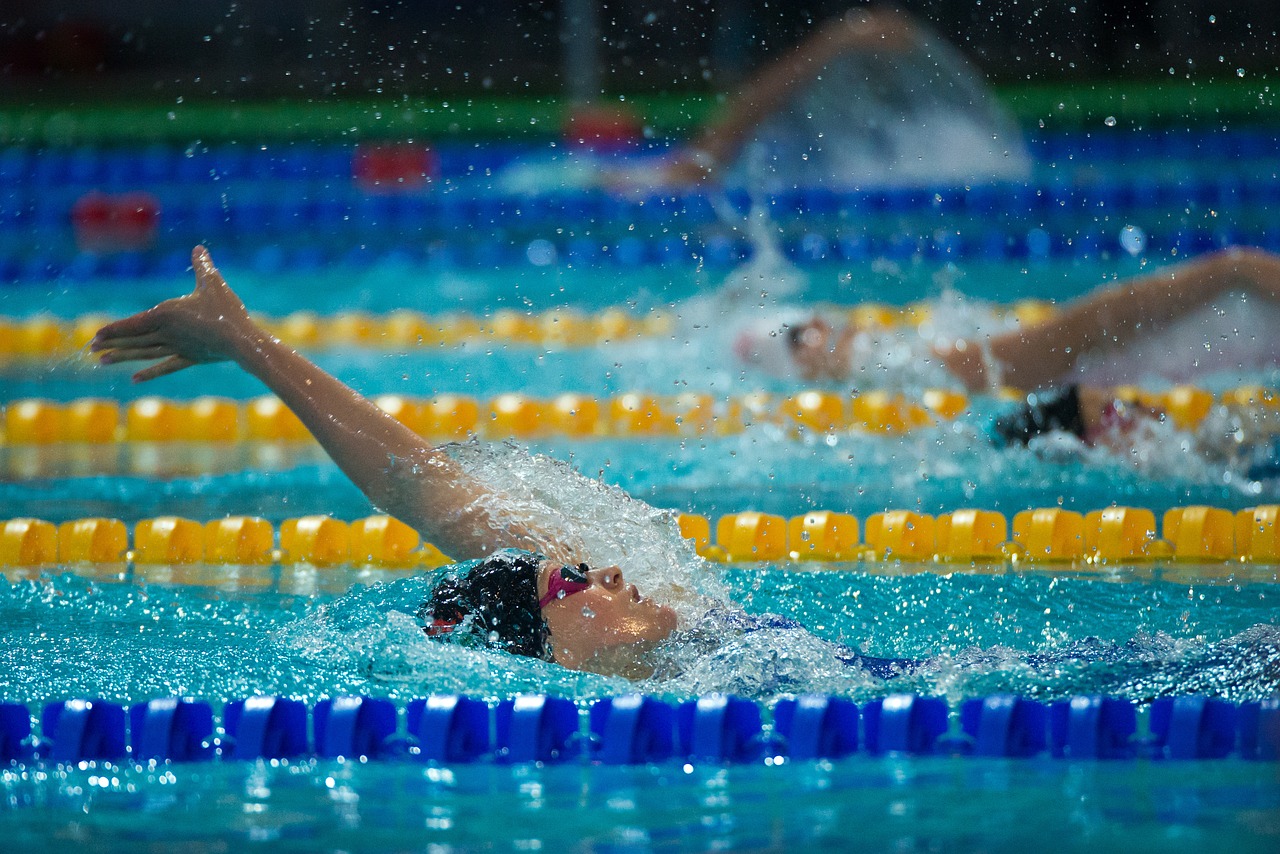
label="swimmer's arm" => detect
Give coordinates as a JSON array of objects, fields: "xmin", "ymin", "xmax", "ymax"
[
  {"xmin": 941, "ymin": 247, "xmax": 1280, "ymax": 391},
  {"xmin": 91, "ymin": 246, "xmax": 565, "ymax": 560},
  {"xmin": 675, "ymin": 9, "xmax": 919, "ymax": 180}
]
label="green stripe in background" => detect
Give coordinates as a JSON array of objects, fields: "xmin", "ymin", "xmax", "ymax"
[{"xmin": 0, "ymin": 79, "xmax": 1273, "ymax": 147}]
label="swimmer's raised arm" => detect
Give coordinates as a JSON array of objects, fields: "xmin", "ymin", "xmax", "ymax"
[
  {"xmin": 670, "ymin": 7, "xmax": 919, "ymax": 183},
  {"xmin": 91, "ymin": 245, "xmax": 568, "ymax": 562},
  {"xmin": 940, "ymin": 247, "xmax": 1280, "ymax": 391}
]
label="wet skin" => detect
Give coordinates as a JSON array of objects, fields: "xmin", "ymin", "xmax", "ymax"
[{"xmin": 537, "ymin": 560, "xmax": 678, "ymax": 676}]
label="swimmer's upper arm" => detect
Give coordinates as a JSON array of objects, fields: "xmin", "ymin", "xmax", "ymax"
[{"xmin": 391, "ymin": 451, "xmax": 575, "ymax": 563}]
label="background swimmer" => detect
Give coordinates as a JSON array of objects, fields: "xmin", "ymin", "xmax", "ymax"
[
  {"xmin": 736, "ymin": 247, "xmax": 1280, "ymax": 444},
  {"xmin": 659, "ymin": 5, "xmax": 1029, "ymax": 188}
]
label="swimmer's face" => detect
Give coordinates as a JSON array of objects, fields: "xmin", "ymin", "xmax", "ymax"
[
  {"xmin": 537, "ymin": 560, "xmax": 678, "ymax": 676},
  {"xmin": 786, "ymin": 317, "xmax": 835, "ymax": 380}
]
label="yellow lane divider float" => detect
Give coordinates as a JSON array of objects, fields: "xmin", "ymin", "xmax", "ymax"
[
  {"xmin": 1, "ymin": 514, "xmax": 450, "ymax": 571},
  {"xmin": 3, "ymin": 506, "xmax": 1278, "ymax": 576},
  {"xmin": 681, "ymin": 505, "xmax": 1280, "ymax": 565},
  {"xmin": 0, "ymin": 300, "xmax": 1061, "ymax": 362},
  {"xmin": 1, "ymin": 389, "xmax": 973, "ymax": 445},
  {"xmin": 3, "ymin": 385, "xmax": 1276, "ymax": 447}
]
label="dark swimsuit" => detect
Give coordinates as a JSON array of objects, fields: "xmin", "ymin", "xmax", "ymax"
[{"xmin": 991, "ymin": 384, "xmax": 1087, "ymax": 447}]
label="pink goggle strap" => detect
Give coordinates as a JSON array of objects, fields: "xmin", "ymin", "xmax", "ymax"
[{"xmin": 538, "ymin": 564, "xmax": 592, "ymax": 609}]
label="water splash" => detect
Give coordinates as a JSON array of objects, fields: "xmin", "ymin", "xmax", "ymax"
[
  {"xmin": 443, "ymin": 438, "xmax": 725, "ymax": 621},
  {"xmin": 731, "ymin": 25, "xmax": 1031, "ymax": 190}
]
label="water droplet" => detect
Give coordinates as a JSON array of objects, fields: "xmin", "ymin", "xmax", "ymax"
[
  {"xmin": 1119, "ymin": 225, "xmax": 1147, "ymax": 256},
  {"xmin": 1104, "ymin": 116, "xmax": 1117, "ymax": 127}
]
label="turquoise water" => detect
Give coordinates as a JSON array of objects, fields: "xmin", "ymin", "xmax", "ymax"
[
  {"xmin": 2, "ymin": 565, "xmax": 1278, "ymax": 706},
  {"xmin": 3, "ymin": 252, "xmax": 1279, "ymax": 850},
  {"xmin": 4, "ymin": 758, "xmax": 1278, "ymax": 852}
]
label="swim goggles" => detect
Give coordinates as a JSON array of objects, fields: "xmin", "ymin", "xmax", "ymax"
[{"xmin": 538, "ymin": 562, "xmax": 592, "ymax": 608}]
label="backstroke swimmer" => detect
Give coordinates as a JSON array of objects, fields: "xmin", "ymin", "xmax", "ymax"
[
  {"xmin": 734, "ymin": 247, "xmax": 1280, "ymax": 447},
  {"xmin": 90, "ymin": 246, "xmax": 917, "ymax": 683}
]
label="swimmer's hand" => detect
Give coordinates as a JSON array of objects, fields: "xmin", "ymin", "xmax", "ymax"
[
  {"xmin": 829, "ymin": 6, "xmax": 919, "ymax": 51},
  {"xmin": 91, "ymin": 246, "xmax": 260, "ymax": 382}
]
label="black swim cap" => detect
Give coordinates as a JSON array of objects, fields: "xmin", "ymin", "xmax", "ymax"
[
  {"xmin": 992, "ymin": 384, "xmax": 1086, "ymax": 447},
  {"xmin": 419, "ymin": 550, "xmax": 550, "ymax": 660}
]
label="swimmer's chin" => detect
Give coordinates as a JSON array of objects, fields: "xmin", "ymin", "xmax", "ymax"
[{"xmin": 569, "ymin": 640, "xmax": 663, "ymax": 680}]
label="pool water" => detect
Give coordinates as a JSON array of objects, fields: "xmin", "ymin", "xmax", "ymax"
[{"xmin": 3, "ymin": 757, "xmax": 1278, "ymax": 852}]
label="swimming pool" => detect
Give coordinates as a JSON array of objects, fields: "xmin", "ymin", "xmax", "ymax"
[{"xmin": 2, "ymin": 124, "xmax": 1279, "ymax": 850}]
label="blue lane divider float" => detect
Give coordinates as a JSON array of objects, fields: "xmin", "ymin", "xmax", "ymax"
[
  {"xmin": 407, "ymin": 695, "xmax": 490, "ymax": 763},
  {"xmin": 676, "ymin": 694, "xmax": 763, "ymax": 763},
  {"xmin": 130, "ymin": 697, "xmax": 214, "ymax": 762},
  {"xmin": 3, "ymin": 693, "xmax": 1276, "ymax": 766},
  {"xmin": 495, "ymin": 695, "xmax": 581, "ymax": 763},
  {"xmin": 774, "ymin": 695, "xmax": 859, "ymax": 761},
  {"xmin": 863, "ymin": 694, "xmax": 949, "ymax": 755},
  {"xmin": 961, "ymin": 695, "xmax": 1048, "ymax": 758},
  {"xmin": 1148, "ymin": 696, "xmax": 1238, "ymax": 761},
  {"xmin": 1049, "ymin": 695, "xmax": 1138, "ymax": 759},
  {"xmin": 590, "ymin": 695, "xmax": 676, "ymax": 764},
  {"xmin": 314, "ymin": 695, "xmax": 397, "ymax": 760},
  {"xmin": 6, "ymin": 228, "xmax": 1279, "ymax": 286},
  {"xmin": 223, "ymin": 696, "xmax": 308, "ymax": 761},
  {"xmin": 1, "ymin": 701, "xmax": 34, "ymax": 762},
  {"xmin": 41, "ymin": 698, "xmax": 128, "ymax": 763}
]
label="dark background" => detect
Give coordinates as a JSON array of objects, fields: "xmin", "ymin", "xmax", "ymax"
[{"xmin": 1, "ymin": 1, "xmax": 1276, "ymax": 102}]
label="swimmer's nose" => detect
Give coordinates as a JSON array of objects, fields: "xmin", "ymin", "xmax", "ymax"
[{"xmin": 588, "ymin": 565, "xmax": 624, "ymax": 590}]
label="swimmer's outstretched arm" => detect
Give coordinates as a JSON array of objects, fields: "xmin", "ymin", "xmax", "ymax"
[
  {"xmin": 669, "ymin": 7, "xmax": 919, "ymax": 183},
  {"xmin": 940, "ymin": 247, "xmax": 1280, "ymax": 391},
  {"xmin": 91, "ymin": 246, "xmax": 567, "ymax": 562}
]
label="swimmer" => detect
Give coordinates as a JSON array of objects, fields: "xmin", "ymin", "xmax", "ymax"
[
  {"xmin": 88, "ymin": 246, "xmax": 941, "ymax": 685},
  {"xmin": 737, "ymin": 247, "xmax": 1280, "ymax": 446},
  {"xmin": 91, "ymin": 246, "xmax": 680, "ymax": 678},
  {"xmin": 652, "ymin": 5, "xmax": 1025, "ymax": 188},
  {"xmin": 663, "ymin": 7, "xmax": 919, "ymax": 185}
]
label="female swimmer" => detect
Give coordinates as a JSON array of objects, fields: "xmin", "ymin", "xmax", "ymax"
[
  {"xmin": 738, "ymin": 247, "xmax": 1280, "ymax": 446},
  {"xmin": 91, "ymin": 246, "xmax": 686, "ymax": 678},
  {"xmin": 92, "ymin": 246, "xmax": 934, "ymax": 684}
]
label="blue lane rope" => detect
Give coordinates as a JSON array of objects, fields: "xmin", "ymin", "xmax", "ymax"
[
  {"xmin": 1, "ymin": 693, "xmax": 1275, "ymax": 765},
  {"xmin": 4, "ymin": 227, "xmax": 1276, "ymax": 285},
  {"xmin": 1, "ymin": 127, "xmax": 1278, "ymax": 189}
]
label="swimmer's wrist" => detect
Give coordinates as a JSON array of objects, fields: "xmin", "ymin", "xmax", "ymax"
[{"xmin": 227, "ymin": 324, "xmax": 287, "ymax": 372}]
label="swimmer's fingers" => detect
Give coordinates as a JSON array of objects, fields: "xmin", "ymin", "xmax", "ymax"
[
  {"xmin": 97, "ymin": 344, "xmax": 177, "ymax": 365},
  {"xmin": 91, "ymin": 247, "xmax": 234, "ymax": 349},
  {"xmin": 89, "ymin": 327, "xmax": 167, "ymax": 353},
  {"xmin": 131, "ymin": 355, "xmax": 195, "ymax": 383},
  {"xmin": 191, "ymin": 245, "xmax": 226, "ymax": 293},
  {"xmin": 90, "ymin": 302, "xmax": 186, "ymax": 350}
]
